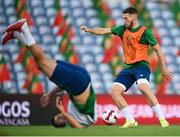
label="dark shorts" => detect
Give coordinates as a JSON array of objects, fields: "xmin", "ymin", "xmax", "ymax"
[
  {"xmin": 114, "ymin": 65, "xmax": 150, "ymax": 91},
  {"xmin": 50, "ymin": 60, "xmax": 91, "ymax": 96}
]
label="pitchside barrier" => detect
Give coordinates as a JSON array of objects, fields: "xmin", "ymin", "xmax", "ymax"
[{"xmin": 0, "ymin": 93, "xmax": 180, "ymax": 126}]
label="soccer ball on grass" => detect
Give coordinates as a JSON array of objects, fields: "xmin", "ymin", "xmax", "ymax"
[{"xmin": 102, "ymin": 109, "xmax": 117, "ymax": 125}]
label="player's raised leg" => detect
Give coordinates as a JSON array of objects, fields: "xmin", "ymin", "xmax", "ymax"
[
  {"xmin": 28, "ymin": 44, "xmax": 57, "ymax": 78},
  {"xmin": 1, "ymin": 19, "xmax": 56, "ymax": 78}
]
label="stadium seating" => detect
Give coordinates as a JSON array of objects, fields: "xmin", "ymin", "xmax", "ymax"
[
  {"xmin": 0, "ymin": 0, "xmax": 180, "ymax": 94},
  {"xmin": 146, "ymin": 1, "xmax": 180, "ymax": 94}
]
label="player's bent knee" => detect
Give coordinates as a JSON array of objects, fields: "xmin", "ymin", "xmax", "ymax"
[
  {"xmin": 110, "ymin": 83, "xmax": 126, "ymax": 97},
  {"xmin": 138, "ymin": 84, "xmax": 147, "ymax": 92},
  {"xmin": 110, "ymin": 90, "xmax": 118, "ymax": 99},
  {"xmin": 137, "ymin": 79, "xmax": 150, "ymax": 91},
  {"xmin": 112, "ymin": 82, "xmax": 126, "ymax": 91}
]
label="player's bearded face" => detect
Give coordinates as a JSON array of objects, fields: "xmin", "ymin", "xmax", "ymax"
[{"xmin": 123, "ymin": 14, "xmax": 134, "ymax": 29}]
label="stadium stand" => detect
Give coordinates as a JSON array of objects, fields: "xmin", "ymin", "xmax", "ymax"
[{"xmin": 0, "ymin": 0, "xmax": 180, "ymax": 94}]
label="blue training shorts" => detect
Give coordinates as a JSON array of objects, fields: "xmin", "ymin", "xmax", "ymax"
[
  {"xmin": 50, "ymin": 60, "xmax": 91, "ymax": 96},
  {"xmin": 114, "ymin": 65, "xmax": 150, "ymax": 91}
]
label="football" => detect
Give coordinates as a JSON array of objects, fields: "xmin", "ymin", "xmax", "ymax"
[{"xmin": 102, "ymin": 109, "xmax": 117, "ymax": 125}]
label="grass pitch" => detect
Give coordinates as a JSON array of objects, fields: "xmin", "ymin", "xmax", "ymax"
[{"xmin": 0, "ymin": 125, "xmax": 180, "ymax": 136}]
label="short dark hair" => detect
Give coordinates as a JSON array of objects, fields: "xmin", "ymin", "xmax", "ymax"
[
  {"xmin": 51, "ymin": 117, "xmax": 61, "ymax": 128},
  {"xmin": 51, "ymin": 116, "xmax": 66, "ymax": 128},
  {"xmin": 123, "ymin": 7, "xmax": 137, "ymax": 14}
]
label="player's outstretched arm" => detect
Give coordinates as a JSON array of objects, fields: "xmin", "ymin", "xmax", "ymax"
[
  {"xmin": 80, "ymin": 25, "xmax": 112, "ymax": 35},
  {"xmin": 56, "ymin": 97, "xmax": 84, "ymax": 128},
  {"xmin": 152, "ymin": 44, "xmax": 173, "ymax": 80},
  {"xmin": 40, "ymin": 87, "xmax": 64, "ymax": 108},
  {"xmin": 61, "ymin": 111, "xmax": 84, "ymax": 128}
]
